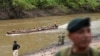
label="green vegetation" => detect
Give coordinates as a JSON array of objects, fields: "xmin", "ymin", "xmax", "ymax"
[
  {"xmin": 13, "ymin": 0, "xmax": 100, "ymax": 10},
  {"xmin": 0, "ymin": 0, "xmax": 100, "ymax": 19},
  {"xmin": 0, "ymin": 0, "xmax": 100, "ymax": 10},
  {"xmin": 65, "ymin": 0, "xmax": 100, "ymax": 9}
]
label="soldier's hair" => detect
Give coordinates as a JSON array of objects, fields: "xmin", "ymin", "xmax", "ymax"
[{"xmin": 14, "ymin": 41, "xmax": 17, "ymax": 43}]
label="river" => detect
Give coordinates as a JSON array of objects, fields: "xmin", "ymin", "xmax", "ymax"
[{"xmin": 0, "ymin": 13, "xmax": 100, "ymax": 56}]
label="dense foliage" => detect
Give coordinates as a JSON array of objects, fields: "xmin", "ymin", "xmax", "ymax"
[{"xmin": 0, "ymin": 0, "xmax": 99, "ymax": 10}]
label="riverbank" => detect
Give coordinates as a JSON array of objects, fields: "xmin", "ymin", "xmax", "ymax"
[
  {"xmin": 0, "ymin": 7, "xmax": 100, "ymax": 20},
  {"xmin": 23, "ymin": 37, "xmax": 100, "ymax": 56},
  {"xmin": 0, "ymin": 0, "xmax": 100, "ymax": 20}
]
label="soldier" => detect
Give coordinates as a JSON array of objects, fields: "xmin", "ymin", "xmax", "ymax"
[
  {"xmin": 13, "ymin": 41, "xmax": 20, "ymax": 56},
  {"xmin": 55, "ymin": 17, "xmax": 100, "ymax": 56},
  {"xmin": 58, "ymin": 33, "xmax": 65, "ymax": 45},
  {"xmin": 58, "ymin": 33, "xmax": 62, "ymax": 45},
  {"xmin": 61, "ymin": 33, "xmax": 65, "ymax": 45}
]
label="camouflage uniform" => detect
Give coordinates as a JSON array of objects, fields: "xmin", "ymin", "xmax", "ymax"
[{"xmin": 55, "ymin": 47, "xmax": 100, "ymax": 56}]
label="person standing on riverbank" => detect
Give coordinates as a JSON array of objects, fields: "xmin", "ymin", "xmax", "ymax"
[
  {"xmin": 58, "ymin": 33, "xmax": 62, "ymax": 45},
  {"xmin": 13, "ymin": 41, "xmax": 20, "ymax": 56},
  {"xmin": 61, "ymin": 33, "xmax": 65, "ymax": 45},
  {"xmin": 58, "ymin": 33, "xmax": 65, "ymax": 45},
  {"xmin": 55, "ymin": 17, "xmax": 100, "ymax": 56}
]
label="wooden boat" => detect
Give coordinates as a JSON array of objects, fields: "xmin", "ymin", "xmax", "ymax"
[{"xmin": 7, "ymin": 25, "xmax": 58, "ymax": 35}]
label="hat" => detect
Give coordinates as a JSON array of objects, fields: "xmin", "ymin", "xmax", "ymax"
[{"xmin": 67, "ymin": 17, "xmax": 90, "ymax": 32}]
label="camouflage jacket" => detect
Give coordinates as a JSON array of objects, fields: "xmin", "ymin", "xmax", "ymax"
[{"xmin": 55, "ymin": 47, "xmax": 100, "ymax": 56}]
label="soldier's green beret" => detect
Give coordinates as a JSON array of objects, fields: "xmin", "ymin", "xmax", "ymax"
[{"xmin": 67, "ymin": 17, "xmax": 90, "ymax": 32}]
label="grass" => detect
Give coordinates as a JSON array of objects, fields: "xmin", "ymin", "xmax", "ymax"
[{"xmin": 0, "ymin": 13, "xmax": 100, "ymax": 56}]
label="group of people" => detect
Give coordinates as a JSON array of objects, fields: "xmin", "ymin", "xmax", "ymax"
[
  {"xmin": 7, "ymin": 24, "xmax": 58, "ymax": 34},
  {"xmin": 12, "ymin": 17, "xmax": 100, "ymax": 56}
]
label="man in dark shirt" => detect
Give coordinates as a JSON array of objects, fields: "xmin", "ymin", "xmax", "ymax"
[{"xmin": 13, "ymin": 41, "xmax": 20, "ymax": 56}]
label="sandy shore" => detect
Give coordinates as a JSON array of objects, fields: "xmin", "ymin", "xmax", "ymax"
[{"xmin": 23, "ymin": 38, "xmax": 100, "ymax": 56}]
